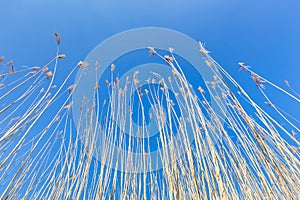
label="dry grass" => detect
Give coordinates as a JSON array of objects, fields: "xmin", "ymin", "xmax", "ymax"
[{"xmin": 0, "ymin": 36, "xmax": 299, "ymax": 200}]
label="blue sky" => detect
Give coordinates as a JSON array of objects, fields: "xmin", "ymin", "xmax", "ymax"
[
  {"xmin": 1, "ymin": 0, "xmax": 300, "ymax": 198},
  {"xmin": 1, "ymin": 0, "xmax": 299, "ymax": 119}
]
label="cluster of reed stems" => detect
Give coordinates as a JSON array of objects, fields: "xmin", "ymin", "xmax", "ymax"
[{"xmin": 0, "ymin": 35, "xmax": 299, "ymax": 199}]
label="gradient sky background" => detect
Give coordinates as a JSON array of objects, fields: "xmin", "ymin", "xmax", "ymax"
[
  {"xmin": 1, "ymin": 0, "xmax": 300, "ymax": 135},
  {"xmin": 1, "ymin": 0, "xmax": 299, "ymax": 120}
]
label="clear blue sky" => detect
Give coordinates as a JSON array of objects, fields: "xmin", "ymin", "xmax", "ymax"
[
  {"xmin": 1, "ymin": 0, "xmax": 299, "ymax": 119},
  {"xmin": 1, "ymin": 0, "xmax": 300, "ymax": 198}
]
